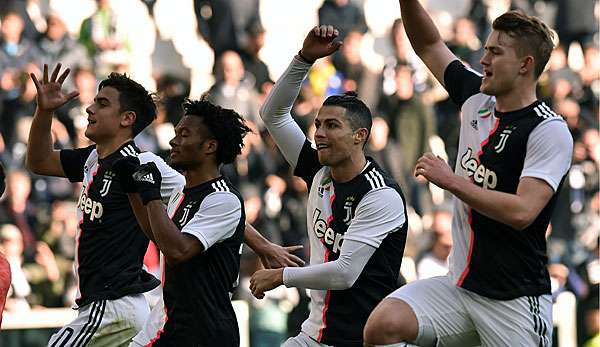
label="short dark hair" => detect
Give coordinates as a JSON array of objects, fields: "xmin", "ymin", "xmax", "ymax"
[
  {"xmin": 183, "ymin": 96, "xmax": 251, "ymax": 165},
  {"xmin": 322, "ymin": 91, "xmax": 372, "ymax": 144},
  {"xmin": 492, "ymin": 10, "xmax": 555, "ymax": 78},
  {"xmin": 98, "ymin": 72, "xmax": 157, "ymax": 136}
]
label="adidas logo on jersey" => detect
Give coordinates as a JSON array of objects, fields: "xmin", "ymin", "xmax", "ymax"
[
  {"xmin": 470, "ymin": 119, "xmax": 478, "ymax": 130},
  {"xmin": 460, "ymin": 148, "xmax": 497, "ymax": 189},
  {"xmin": 136, "ymin": 173, "xmax": 155, "ymax": 184},
  {"xmin": 313, "ymin": 208, "xmax": 344, "ymax": 254}
]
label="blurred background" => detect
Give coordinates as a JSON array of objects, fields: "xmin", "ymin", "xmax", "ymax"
[{"xmin": 0, "ymin": 0, "xmax": 597, "ymax": 346}]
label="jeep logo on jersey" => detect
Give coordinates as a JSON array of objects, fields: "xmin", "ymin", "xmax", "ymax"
[
  {"xmin": 313, "ymin": 208, "xmax": 343, "ymax": 253},
  {"xmin": 460, "ymin": 148, "xmax": 497, "ymax": 189},
  {"xmin": 77, "ymin": 191, "xmax": 104, "ymax": 221}
]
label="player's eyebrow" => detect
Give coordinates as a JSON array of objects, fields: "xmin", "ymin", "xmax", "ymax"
[{"xmin": 94, "ymin": 97, "xmax": 111, "ymax": 104}]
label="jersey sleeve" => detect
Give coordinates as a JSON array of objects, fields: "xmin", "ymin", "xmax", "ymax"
[
  {"xmin": 59, "ymin": 145, "xmax": 95, "ymax": 182},
  {"xmin": 520, "ymin": 118, "xmax": 573, "ymax": 191},
  {"xmin": 443, "ymin": 59, "xmax": 483, "ymax": 108},
  {"xmin": 293, "ymin": 139, "xmax": 322, "ymax": 186},
  {"xmin": 260, "ymin": 56, "xmax": 314, "ymax": 169},
  {"xmin": 342, "ymin": 187, "xmax": 406, "ymax": 248},
  {"xmin": 282, "ymin": 239, "xmax": 376, "ymax": 290},
  {"xmin": 139, "ymin": 153, "xmax": 186, "ymax": 204},
  {"xmin": 181, "ymin": 192, "xmax": 242, "ymax": 250}
]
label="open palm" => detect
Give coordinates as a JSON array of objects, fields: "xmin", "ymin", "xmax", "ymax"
[{"xmin": 30, "ymin": 64, "xmax": 79, "ymax": 112}]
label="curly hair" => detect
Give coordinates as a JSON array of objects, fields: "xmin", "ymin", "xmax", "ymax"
[
  {"xmin": 322, "ymin": 91, "xmax": 372, "ymax": 145},
  {"xmin": 183, "ymin": 96, "xmax": 251, "ymax": 165},
  {"xmin": 98, "ymin": 73, "xmax": 157, "ymax": 136}
]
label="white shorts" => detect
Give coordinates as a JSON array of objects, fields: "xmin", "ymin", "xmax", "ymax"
[
  {"xmin": 387, "ymin": 276, "xmax": 552, "ymax": 347},
  {"xmin": 282, "ymin": 331, "xmax": 332, "ymax": 347},
  {"xmin": 48, "ymin": 294, "xmax": 150, "ymax": 347},
  {"xmin": 129, "ymin": 296, "xmax": 165, "ymax": 346}
]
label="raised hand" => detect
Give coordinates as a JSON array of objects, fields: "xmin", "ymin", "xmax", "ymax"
[
  {"xmin": 300, "ymin": 25, "xmax": 343, "ymax": 63},
  {"xmin": 30, "ymin": 64, "xmax": 79, "ymax": 113}
]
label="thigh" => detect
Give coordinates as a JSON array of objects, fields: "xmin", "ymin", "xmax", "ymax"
[
  {"xmin": 47, "ymin": 300, "xmax": 108, "ymax": 347},
  {"xmin": 90, "ymin": 294, "xmax": 150, "ymax": 347},
  {"xmin": 389, "ymin": 276, "xmax": 481, "ymax": 347},
  {"xmin": 463, "ymin": 292, "xmax": 552, "ymax": 347}
]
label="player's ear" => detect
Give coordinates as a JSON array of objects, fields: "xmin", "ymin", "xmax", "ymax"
[
  {"xmin": 205, "ymin": 139, "xmax": 218, "ymax": 155},
  {"xmin": 121, "ymin": 111, "xmax": 136, "ymax": 128},
  {"xmin": 520, "ymin": 55, "xmax": 534, "ymax": 75},
  {"xmin": 354, "ymin": 128, "xmax": 368, "ymax": 145}
]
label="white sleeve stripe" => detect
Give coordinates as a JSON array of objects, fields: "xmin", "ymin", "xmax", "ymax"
[
  {"xmin": 535, "ymin": 105, "xmax": 551, "ymax": 119},
  {"xmin": 372, "ymin": 169, "xmax": 387, "ymax": 188},
  {"xmin": 533, "ymin": 106, "xmax": 546, "ymax": 118},
  {"xmin": 120, "ymin": 146, "xmax": 137, "ymax": 157},
  {"xmin": 212, "ymin": 180, "xmax": 230, "ymax": 192},
  {"xmin": 220, "ymin": 180, "xmax": 230, "ymax": 192},
  {"xmin": 534, "ymin": 103, "xmax": 561, "ymax": 120},
  {"xmin": 540, "ymin": 103, "xmax": 560, "ymax": 118},
  {"xmin": 365, "ymin": 172, "xmax": 376, "ymax": 189},
  {"xmin": 366, "ymin": 169, "xmax": 385, "ymax": 189}
]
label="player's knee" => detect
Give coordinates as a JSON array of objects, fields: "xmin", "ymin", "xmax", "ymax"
[{"xmin": 364, "ymin": 299, "xmax": 418, "ymax": 344}]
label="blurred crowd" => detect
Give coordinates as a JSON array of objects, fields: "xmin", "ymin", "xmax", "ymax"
[{"xmin": 0, "ymin": 0, "xmax": 597, "ymax": 346}]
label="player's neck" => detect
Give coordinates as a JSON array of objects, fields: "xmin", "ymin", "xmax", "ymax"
[
  {"xmin": 95, "ymin": 135, "xmax": 133, "ymax": 159},
  {"xmin": 494, "ymin": 84, "xmax": 537, "ymax": 113},
  {"xmin": 330, "ymin": 153, "xmax": 367, "ymax": 183},
  {"xmin": 183, "ymin": 162, "xmax": 220, "ymax": 188}
]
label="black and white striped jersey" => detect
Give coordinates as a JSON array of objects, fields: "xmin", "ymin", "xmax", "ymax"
[
  {"xmin": 443, "ymin": 60, "xmax": 573, "ymax": 299},
  {"xmin": 60, "ymin": 141, "xmax": 185, "ymax": 307},
  {"xmin": 294, "ymin": 140, "xmax": 408, "ymax": 346},
  {"xmin": 151, "ymin": 176, "xmax": 245, "ymax": 346}
]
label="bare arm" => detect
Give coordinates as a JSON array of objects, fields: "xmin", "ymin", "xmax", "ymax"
[
  {"xmin": 146, "ymin": 200, "xmax": 204, "ymax": 266},
  {"xmin": 415, "ymin": 153, "xmax": 553, "ymax": 230},
  {"xmin": 398, "ymin": 0, "xmax": 457, "ymax": 86},
  {"xmin": 27, "ymin": 64, "xmax": 79, "ymax": 176},
  {"xmin": 128, "ymin": 193, "xmax": 155, "ymax": 242},
  {"xmin": 244, "ymin": 223, "xmax": 305, "ymax": 269}
]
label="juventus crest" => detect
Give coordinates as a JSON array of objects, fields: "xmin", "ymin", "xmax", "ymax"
[
  {"xmin": 494, "ymin": 129, "xmax": 513, "ymax": 153},
  {"xmin": 99, "ymin": 171, "xmax": 116, "ymax": 196},
  {"xmin": 178, "ymin": 202, "xmax": 195, "ymax": 225}
]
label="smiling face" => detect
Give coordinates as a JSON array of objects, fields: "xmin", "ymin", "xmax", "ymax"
[
  {"xmin": 85, "ymin": 86, "xmax": 130, "ymax": 143},
  {"xmin": 313, "ymin": 105, "xmax": 362, "ymax": 167},
  {"xmin": 169, "ymin": 115, "xmax": 215, "ymax": 171},
  {"xmin": 479, "ymin": 30, "xmax": 528, "ymax": 97}
]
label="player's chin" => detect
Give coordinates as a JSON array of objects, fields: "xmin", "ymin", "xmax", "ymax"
[
  {"xmin": 317, "ymin": 152, "xmax": 331, "ymax": 166},
  {"xmin": 169, "ymin": 159, "xmax": 186, "ymax": 172},
  {"xmin": 84, "ymin": 128, "xmax": 98, "ymax": 142}
]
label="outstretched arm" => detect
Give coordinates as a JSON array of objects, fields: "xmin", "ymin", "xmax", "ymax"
[
  {"xmin": 260, "ymin": 25, "xmax": 343, "ymax": 168},
  {"xmin": 249, "ymin": 188, "xmax": 405, "ymax": 298},
  {"xmin": 398, "ymin": 0, "xmax": 457, "ymax": 86},
  {"xmin": 27, "ymin": 64, "xmax": 79, "ymax": 177},
  {"xmin": 244, "ymin": 223, "xmax": 305, "ymax": 269}
]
